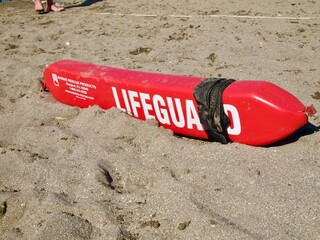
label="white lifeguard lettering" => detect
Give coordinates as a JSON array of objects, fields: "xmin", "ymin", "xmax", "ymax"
[
  {"xmin": 128, "ymin": 90, "xmax": 140, "ymax": 117},
  {"xmin": 112, "ymin": 87, "xmax": 126, "ymax": 112},
  {"xmin": 122, "ymin": 89, "xmax": 132, "ymax": 115},
  {"xmin": 186, "ymin": 100, "xmax": 203, "ymax": 130},
  {"xmin": 167, "ymin": 97, "xmax": 185, "ymax": 128},
  {"xmin": 223, "ymin": 104, "xmax": 241, "ymax": 135},
  {"xmin": 139, "ymin": 92, "xmax": 155, "ymax": 120},
  {"xmin": 153, "ymin": 95, "xmax": 170, "ymax": 124},
  {"xmin": 111, "ymin": 86, "xmax": 207, "ymax": 131}
]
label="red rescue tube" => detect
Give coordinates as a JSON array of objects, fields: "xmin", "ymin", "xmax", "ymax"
[{"xmin": 43, "ymin": 60, "xmax": 310, "ymax": 146}]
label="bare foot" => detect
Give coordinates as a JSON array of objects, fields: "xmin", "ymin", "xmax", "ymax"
[
  {"xmin": 34, "ymin": 0, "xmax": 45, "ymax": 13},
  {"xmin": 45, "ymin": 0, "xmax": 64, "ymax": 12},
  {"xmin": 50, "ymin": 4, "xmax": 64, "ymax": 12}
]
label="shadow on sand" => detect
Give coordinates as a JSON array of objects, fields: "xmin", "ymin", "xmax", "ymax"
[
  {"xmin": 267, "ymin": 122, "xmax": 320, "ymax": 147},
  {"xmin": 65, "ymin": 0, "xmax": 102, "ymax": 9}
]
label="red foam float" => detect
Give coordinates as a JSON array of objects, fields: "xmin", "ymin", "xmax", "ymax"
[{"xmin": 43, "ymin": 60, "xmax": 310, "ymax": 146}]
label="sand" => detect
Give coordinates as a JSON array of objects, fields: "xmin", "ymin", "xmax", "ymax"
[{"xmin": 0, "ymin": 0, "xmax": 319, "ymax": 239}]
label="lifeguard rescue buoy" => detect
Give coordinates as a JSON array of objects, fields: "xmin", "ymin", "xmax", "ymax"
[{"xmin": 42, "ymin": 60, "xmax": 315, "ymax": 146}]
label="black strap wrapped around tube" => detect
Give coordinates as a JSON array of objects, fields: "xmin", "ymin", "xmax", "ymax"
[{"xmin": 193, "ymin": 78, "xmax": 236, "ymax": 144}]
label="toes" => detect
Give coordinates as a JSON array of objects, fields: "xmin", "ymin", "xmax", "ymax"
[{"xmin": 50, "ymin": 4, "xmax": 65, "ymax": 12}]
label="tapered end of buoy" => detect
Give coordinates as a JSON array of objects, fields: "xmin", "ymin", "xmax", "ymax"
[{"xmin": 223, "ymin": 81, "xmax": 310, "ymax": 146}]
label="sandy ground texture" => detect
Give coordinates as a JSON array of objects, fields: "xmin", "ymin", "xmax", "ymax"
[{"xmin": 0, "ymin": 0, "xmax": 320, "ymax": 239}]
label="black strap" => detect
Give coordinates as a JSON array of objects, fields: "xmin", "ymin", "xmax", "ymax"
[{"xmin": 193, "ymin": 78, "xmax": 236, "ymax": 144}]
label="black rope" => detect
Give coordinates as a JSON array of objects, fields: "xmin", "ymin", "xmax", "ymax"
[{"xmin": 193, "ymin": 78, "xmax": 236, "ymax": 144}]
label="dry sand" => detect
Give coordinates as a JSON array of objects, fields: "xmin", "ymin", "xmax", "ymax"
[{"xmin": 0, "ymin": 0, "xmax": 320, "ymax": 239}]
